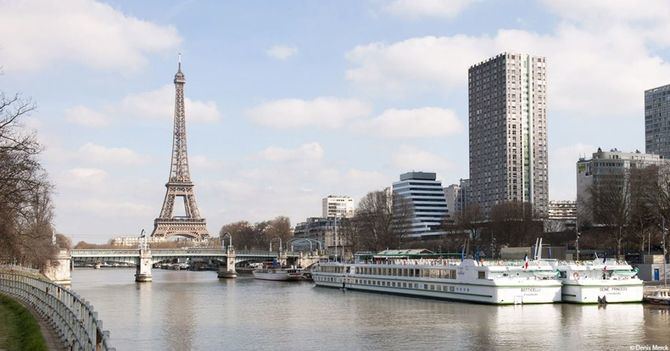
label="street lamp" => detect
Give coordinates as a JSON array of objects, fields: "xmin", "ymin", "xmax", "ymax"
[
  {"xmin": 575, "ymin": 219, "xmax": 580, "ymax": 261},
  {"xmin": 269, "ymin": 237, "xmax": 282, "ymax": 253},
  {"xmin": 221, "ymin": 232, "xmax": 232, "ymax": 250}
]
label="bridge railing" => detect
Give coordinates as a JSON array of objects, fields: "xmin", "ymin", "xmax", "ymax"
[
  {"xmin": 71, "ymin": 248, "xmax": 302, "ymax": 257},
  {"xmin": 0, "ymin": 266, "xmax": 114, "ymax": 351}
]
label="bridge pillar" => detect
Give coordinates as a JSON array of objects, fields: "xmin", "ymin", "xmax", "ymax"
[
  {"xmin": 218, "ymin": 246, "xmax": 237, "ymax": 278},
  {"xmin": 43, "ymin": 249, "xmax": 72, "ymax": 286},
  {"xmin": 135, "ymin": 239, "xmax": 152, "ymax": 282}
]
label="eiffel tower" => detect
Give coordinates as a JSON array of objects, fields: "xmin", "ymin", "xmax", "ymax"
[{"xmin": 151, "ymin": 57, "xmax": 209, "ymax": 240}]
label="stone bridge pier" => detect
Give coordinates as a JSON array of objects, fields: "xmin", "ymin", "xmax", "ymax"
[
  {"xmin": 135, "ymin": 241, "xmax": 152, "ymax": 282},
  {"xmin": 217, "ymin": 246, "xmax": 237, "ymax": 279},
  {"xmin": 43, "ymin": 249, "xmax": 72, "ymax": 286}
]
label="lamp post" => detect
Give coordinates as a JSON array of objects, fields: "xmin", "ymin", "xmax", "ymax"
[
  {"xmin": 222, "ymin": 232, "xmax": 232, "ymax": 250},
  {"xmin": 663, "ymin": 217, "xmax": 668, "ymax": 288},
  {"xmin": 269, "ymin": 236, "xmax": 282, "ymax": 253},
  {"xmin": 575, "ymin": 219, "xmax": 580, "ymax": 261},
  {"xmin": 335, "ymin": 214, "xmax": 338, "ymax": 262}
]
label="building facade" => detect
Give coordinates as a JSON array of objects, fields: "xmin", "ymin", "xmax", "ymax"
[
  {"xmin": 576, "ymin": 148, "xmax": 667, "ymax": 224},
  {"xmin": 645, "ymin": 84, "xmax": 670, "ymax": 159},
  {"xmin": 443, "ymin": 184, "xmax": 460, "ymax": 219},
  {"xmin": 322, "ymin": 195, "xmax": 354, "ymax": 218},
  {"xmin": 392, "ymin": 171, "xmax": 448, "ymax": 239},
  {"xmin": 544, "ymin": 200, "xmax": 577, "ymax": 232},
  {"xmin": 110, "ymin": 236, "xmax": 166, "ymax": 246},
  {"xmin": 468, "ymin": 53, "xmax": 548, "ymax": 217},
  {"xmin": 293, "ymin": 217, "xmax": 347, "ymax": 252}
]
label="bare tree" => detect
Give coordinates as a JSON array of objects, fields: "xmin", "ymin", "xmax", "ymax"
[
  {"xmin": 55, "ymin": 234, "xmax": 72, "ymax": 250},
  {"xmin": 0, "ymin": 91, "xmax": 57, "ymax": 269},
  {"xmin": 264, "ymin": 216, "xmax": 292, "ymax": 247},
  {"xmin": 219, "ymin": 221, "xmax": 257, "ymax": 250},
  {"xmin": 629, "ymin": 166, "xmax": 657, "ymax": 253},
  {"xmin": 587, "ymin": 172, "xmax": 631, "ymax": 259},
  {"xmin": 453, "ymin": 204, "xmax": 484, "ymax": 257},
  {"xmin": 345, "ymin": 190, "xmax": 414, "ymax": 252}
]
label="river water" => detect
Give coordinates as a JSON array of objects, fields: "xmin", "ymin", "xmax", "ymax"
[{"xmin": 72, "ymin": 269, "xmax": 669, "ymax": 351}]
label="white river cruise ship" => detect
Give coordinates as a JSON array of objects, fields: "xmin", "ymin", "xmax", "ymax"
[
  {"xmin": 550, "ymin": 258, "xmax": 643, "ymax": 303},
  {"xmin": 313, "ymin": 256, "xmax": 562, "ymax": 305}
]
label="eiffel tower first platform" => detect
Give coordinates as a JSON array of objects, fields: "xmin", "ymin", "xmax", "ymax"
[{"xmin": 151, "ymin": 58, "xmax": 209, "ymax": 240}]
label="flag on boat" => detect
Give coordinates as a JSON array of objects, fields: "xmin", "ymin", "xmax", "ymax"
[{"xmin": 523, "ymin": 254, "xmax": 529, "ymax": 269}]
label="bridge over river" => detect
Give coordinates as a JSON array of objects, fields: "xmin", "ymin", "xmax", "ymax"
[
  {"xmin": 71, "ymin": 248, "xmax": 301, "ymax": 266},
  {"xmin": 69, "ymin": 247, "xmax": 324, "ymax": 282}
]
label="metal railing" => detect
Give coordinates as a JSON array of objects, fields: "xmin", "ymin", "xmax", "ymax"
[
  {"xmin": 71, "ymin": 248, "xmax": 301, "ymax": 258},
  {"xmin": 0, "ymin": 267, "xmax": 114, "ymax": 351}
]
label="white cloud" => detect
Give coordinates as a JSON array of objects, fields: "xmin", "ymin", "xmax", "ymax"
[
  {"xmin": 64, "ymin": 105, "xmax": 110, "ymax": 127},
  {"xmin": 266, "ymin": 45, "xmax": 298, "ymax": 60},
  {"xmin": 345, "ymin": 17, "xmax": 670, "ymax": 117},
  {"xmin": 259, "ymin": 142, "xmax": 324, "ymax": 162},
  {"xmin": 71, "ymin": 199, "xmax": 154, "ymax": 218},
  {"xmin": 65, "ymin": 85, "xmax": 221, "ymax": 125},
  {"xmin": 247, "ymin": 97, "xmax": 371, "ymax": 129},
  {"xmin": 391, "ymin": 145, "xmax": 454, "ymax": 176},
  {"xmin": 119, "ymin": 85, "xmax": 221, "ymax": 122},
  {"xmin": 0, "ymin": 0, "xmax": 181, "ymax": 72},
  {"xmin": 78, "ymin": 143, "xmax": 146, "ymax": 165},
  {"xmin": 356, "ymin": 107, "xmax": 462, "ymax": 138},
  {"xmin": 61, "ymin": 168, "xmax": 108, "ymax": 188},
  {"xmin": 346, "ymin": 35, "xmax": 489, "ymax": 94},
  {"xmin": 385, "ymin": 0, "xmax": 474, "ymax": 19}
]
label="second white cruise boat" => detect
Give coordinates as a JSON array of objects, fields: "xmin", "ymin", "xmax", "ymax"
[
  {"xmin": 550, "ymin": 258, "xmax": 643, "ymax": 303},
  {"xmin": 313, "ymin": 255, "xmax": 562, "ymax": 305}
]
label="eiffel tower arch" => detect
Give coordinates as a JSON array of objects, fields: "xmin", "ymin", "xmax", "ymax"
[{"xmin": 151, "ymin": 58, "xmax": 210, "ymax": 240}]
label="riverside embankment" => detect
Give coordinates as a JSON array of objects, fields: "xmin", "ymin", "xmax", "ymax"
[{"xmin": 0, "ymin": 266, "xmax": 114, "ymax": 351}]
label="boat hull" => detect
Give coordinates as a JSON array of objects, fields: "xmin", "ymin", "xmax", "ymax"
[
  {"xmin": 561, "ymin": 280, "xmax": 643, "ymax": 303},
  {"xmin": 253, "ymin": 271, "xmax": 303, "ymax": 281},
  {"xmin": 313, "ymin": 274, "xmax": 561, "ymax": 304}
]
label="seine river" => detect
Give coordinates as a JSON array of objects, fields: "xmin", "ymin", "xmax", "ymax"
[{"xmin": 72, "ymin": 269, "xmax": 669, "ymax": 351}]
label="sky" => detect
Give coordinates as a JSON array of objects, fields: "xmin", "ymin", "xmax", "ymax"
[{"xmin": 2, "ymin": 0, "xmax": 670, "ymax": 243}]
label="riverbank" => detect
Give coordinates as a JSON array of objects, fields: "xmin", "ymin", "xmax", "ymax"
[{"xmin": 0, "ymin": 294, "xmax": 47, "ymax": 351}]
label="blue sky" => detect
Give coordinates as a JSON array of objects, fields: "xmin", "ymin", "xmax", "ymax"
[{"xmin": 2, "ymin": 0, "xmax": 669, "ymax": 243}]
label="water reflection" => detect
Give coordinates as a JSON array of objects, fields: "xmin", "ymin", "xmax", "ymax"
[{"xmin": 71, "ymin": 269, "xmax": 670, "ymax": 351}]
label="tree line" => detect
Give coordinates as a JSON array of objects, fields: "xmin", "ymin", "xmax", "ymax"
[
  {"xmin": 0, "ymin": 91, "xmax": 65, "ymax": 269},
  {"xmin": 218, "ymin": 216, "xmax": 292, "ymax": 250},
  {"xmin": 581, "ymin": 164, "xmax": 670, "ymax": 259}
]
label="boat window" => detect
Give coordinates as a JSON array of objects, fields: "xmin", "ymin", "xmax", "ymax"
[
  {"xmin": 415, "ymin": 269, "xmax": 420, "ymax": 277},
  {"xmin": 559, "ymin": 271, "xmax": 566, "ymax": 279},
  {"xmin": 478, "ymin": 271, "xmax": 486, "ymax": 279}
]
